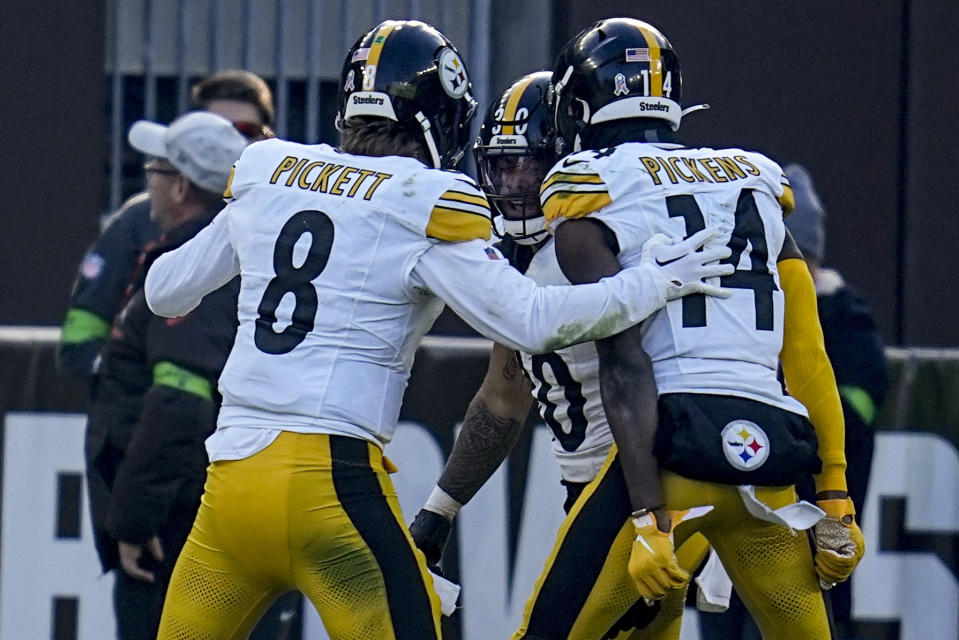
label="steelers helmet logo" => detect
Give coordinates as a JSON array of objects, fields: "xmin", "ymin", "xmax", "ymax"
[
  {"xmin": 438, "ymin": 48, "xmax": 469, "ymax": 98},
  {"xmin": 721, "ymin": 420, "xmax": 770, "ymax": 471}
]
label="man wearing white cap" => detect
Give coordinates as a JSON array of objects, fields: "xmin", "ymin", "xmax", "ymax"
[
  {"xmin": 86, "ymin": 111, "xmax": 248, "ymax": 640},
  {"xmin": 58, "ymin": 71, "xmax": 275, "ymax": 385},
  {"xmin": 127, "ymin": 111, "xmax": 248, "ymax": 229}
]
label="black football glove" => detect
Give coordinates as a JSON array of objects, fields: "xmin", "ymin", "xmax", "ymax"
[{"xmin": 409, "ymin": 508, "xmax": 453, "ymax": 572}]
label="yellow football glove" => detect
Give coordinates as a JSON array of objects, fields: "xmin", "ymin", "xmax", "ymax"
[
  {"xmin": 628, "ymin": 506, "xmax": 712, "ymax": 600},
  {"xmin": 813, "ymin": 497, "xmax": 865, "ymax": 589}
]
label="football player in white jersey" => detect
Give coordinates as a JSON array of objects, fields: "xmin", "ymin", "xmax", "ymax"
[
  {"xmin": 143, "ymin": 20, "xmax": 732, "ymax": 640},
  {"xmin": 410, "ymin": 71, "xmax": 721, "ymax": 639},
  {"xmin": 520, "ymin": 18, "xmax": 859, "ymax": 640}
]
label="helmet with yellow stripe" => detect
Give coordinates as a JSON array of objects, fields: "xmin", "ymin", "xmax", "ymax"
[
  {"xmin": 337, "ymin": 20, "xmax": 477, "ymax": 169},
  {"xmin": 551, "ymin": 18, "xmax": 686, "ymax": 152},
  {"xmin": 474, "ymin": 72, "xmax": 557, "ymax": 246}
]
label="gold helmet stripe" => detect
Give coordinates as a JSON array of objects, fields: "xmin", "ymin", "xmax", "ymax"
[
  {"xmin": 365, "ymin": 22, "xmax": 399, "ymax": 79},
  {"xmin": 638, "ymin": 24, "xmax": 663, "ymax": 97},
  {"xmin": 501, "ymin": 74, "xmax": 537, "ymax": 135}
]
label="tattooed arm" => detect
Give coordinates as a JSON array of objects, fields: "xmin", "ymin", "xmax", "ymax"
[
  {"xmin": 409, "ymin": 341, "xmax": 534, "ymax": 567},
  {"xmin": 438, "ymin": 341, "xmax": 534, "ymax": 504}
]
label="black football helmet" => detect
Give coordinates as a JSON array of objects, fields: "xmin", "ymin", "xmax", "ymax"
[
  {"xmin": 473, "ymin": 72, "xmax": 558, "ymax": 245},
  {"xmin": 337, "ymin": 20, "xmax": 478, "ymax": 169},
  {"xmin": 552, "ymin": 18, "xmax": 686, "ymax": 152}
]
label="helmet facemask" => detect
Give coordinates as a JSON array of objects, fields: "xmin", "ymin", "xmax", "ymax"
[
  {"xmin": 478, "ymin": 150, "xmax": 551, "ymax": 245},
  {"xmin": 474, "ymin": 71, "xmax": 557, "ymax": 246}
]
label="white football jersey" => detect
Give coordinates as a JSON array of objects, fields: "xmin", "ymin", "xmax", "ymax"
[
  {"xmin": 519, "ymin": 239, "xmax": 611, "ymax": 482},
  {"xmin": 541, "ymin": 141, "xmax": 807, "ymax": 416},
  {"xmin": 145, "ymin": 139, "xmax": 679, "ymax": 454}
]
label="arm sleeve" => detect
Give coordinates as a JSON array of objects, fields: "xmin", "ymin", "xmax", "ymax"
[
  {"xmin": 436, "ymin": 343, "xmax": 533, "ymax": 505},
  {"xmin": 145, "ymin": 211, "xmax": 239, "ymax": 318},
  {"xmin": 779, "ymin": 257, "xmax": 847, "ymax": 493},
  {"xmin": 411, "ymin": 239, "xmax": 668, "ymax": 354}
]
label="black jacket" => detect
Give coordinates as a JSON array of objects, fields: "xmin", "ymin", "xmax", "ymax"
[
  {"xmin": 816, "ymin": 269, "xmax": 888, "ymax": 408},
  {"xmin": 86, "ymin": 210, "xmax": 238, "ymax": 570}
]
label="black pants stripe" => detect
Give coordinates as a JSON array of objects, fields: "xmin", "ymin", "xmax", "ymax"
[
  {"xmin": 330, "ymin": 436, "xmax": 438, "ymax": 640},
  {"xmin": 522, "ymin": 457, "xmax": 632, "ymax": 638}
]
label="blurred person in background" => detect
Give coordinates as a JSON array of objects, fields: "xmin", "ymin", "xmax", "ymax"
[
  {"xmin": 86, "ymin": 111, "xmax": 247, "ymax": 640},
  {"xmin": 57, "ymin": 69, "xmax": 274, "ymax": 384},
  {"xmin": 699, "ymin": 163, "xmax": 888, "ymax": 640}
]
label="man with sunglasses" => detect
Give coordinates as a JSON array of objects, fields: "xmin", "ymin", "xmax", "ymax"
[{"xmin": 58, "ymin": 69, "xmax": 275, "ymax": 384}]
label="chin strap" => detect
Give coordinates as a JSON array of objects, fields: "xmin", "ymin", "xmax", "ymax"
[{"xmin": 415, "ymin": 111, "xmax": 442, "ymax": 168}]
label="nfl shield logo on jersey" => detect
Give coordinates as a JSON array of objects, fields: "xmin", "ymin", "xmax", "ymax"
[
  {"xmin": 80, "ymin": 252, "xmax": 105, "ymax": 280},
  {"xmin": 721, "ymin": 420, "xmax": 770, "ymax": 471}
]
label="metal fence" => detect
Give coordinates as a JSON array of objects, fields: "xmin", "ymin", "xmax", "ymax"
[{"xmin": 105, "ymin": 0, "xmax": 492, "ymax": 212}]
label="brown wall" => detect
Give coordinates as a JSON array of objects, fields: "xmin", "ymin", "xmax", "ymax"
[
  {"xmin": 555, "ymin": 1, "xmax": 959, "ymax": 346},
  {"xmin": 0, "ymin": 1, "xmax": 107, "ymax": 325}
]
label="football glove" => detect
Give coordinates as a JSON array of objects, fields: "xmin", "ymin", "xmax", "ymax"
[
  {"xmin": 628, "ymin": 506, "xmax": 713, "ymax": 600},
  {"xmin": 409, "ymin": 508, "xmax": 453, "ymax": 572},
  {"xmin": 641, "ymin": 228, "xmax": 734, "ymax": 301},
  {"xmin": 813, "ymin": 497, "xmax": 865, "ymax": 589}
]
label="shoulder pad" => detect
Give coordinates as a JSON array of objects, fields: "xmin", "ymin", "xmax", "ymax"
[
  {"xmin": 539, "ymin": 155, "xmax": 611, "ymax": 227},
  {"xmin": 227, "ymin": 139, "xmax": 300, "ymax": 199},
  {"xmin": 734, "ymin": 149, "xmax": 794, "ymax": 216},
  {"xmin": 777, "ymin": 168, "xmax": 794, "ymax": 216},
  {"xmin": 222, "ymin": 166, "xmax": 236, "ymax": 201},
  {"xmin": 427, "ymin": 175, "xmax": 491, "ymax": 242},
  {"xmin": 102, "ymin": 191, "xmax": 152, "ymax": 232},
  {"xmin": 778, "ymin": 183, "xmax": 795, "ymax": 216}
]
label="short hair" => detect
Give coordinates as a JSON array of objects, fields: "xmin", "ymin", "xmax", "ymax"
[
  {"xmin": 339, "ymin": 117, "xmax": 428, "ymax": 165},
  {"xmin": 190, "ymin": 70, "xmax": 275, "ymax": 126}
]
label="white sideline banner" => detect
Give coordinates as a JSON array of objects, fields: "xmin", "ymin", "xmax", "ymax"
[
  {"xmin": 0, "ymin": 412, "xmax": 116, "ymax": 640},
  {"xmin": 853, "ymin": 432, "xmax": 959, "ymax": 639},
  {"xmin": 3, "ymin": 414, "xmax": 958, "ymax": 639}
]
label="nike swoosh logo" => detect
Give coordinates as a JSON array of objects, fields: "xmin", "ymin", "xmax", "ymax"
[{"xmin": 562, "ymin": 157, "xmax": 586, "ymax": 168}]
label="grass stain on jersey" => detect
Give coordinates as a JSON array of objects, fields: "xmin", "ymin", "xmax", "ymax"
[{"xmin": 542, "ymin": 311, "xmax": 627, "ymax": 352}]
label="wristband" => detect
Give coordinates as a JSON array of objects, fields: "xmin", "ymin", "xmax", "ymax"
[
  {"xmin": 631, "ymin": 505, "xmax": 665, "ymax": 530},
  {"xmin": 630, "ymin": 505, "xmax": 665, "ymax": 519},
  {"xmin": 424, "ymin": 486, "xmax": 463, "ymax": 521}
]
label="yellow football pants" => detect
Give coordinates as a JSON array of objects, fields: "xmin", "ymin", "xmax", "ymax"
[
  {"xmin": 513, "ymin": 448, "xmax": 831, "ymax": 640},
  {"xmin": 157, "ymin": 431, "xmax": 442, "ymax": 640}
]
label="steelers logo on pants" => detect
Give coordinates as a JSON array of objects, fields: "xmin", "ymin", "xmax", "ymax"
[{"xmin": 721, "ymin": 420, "xmax": 770, "ymax": 471}]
